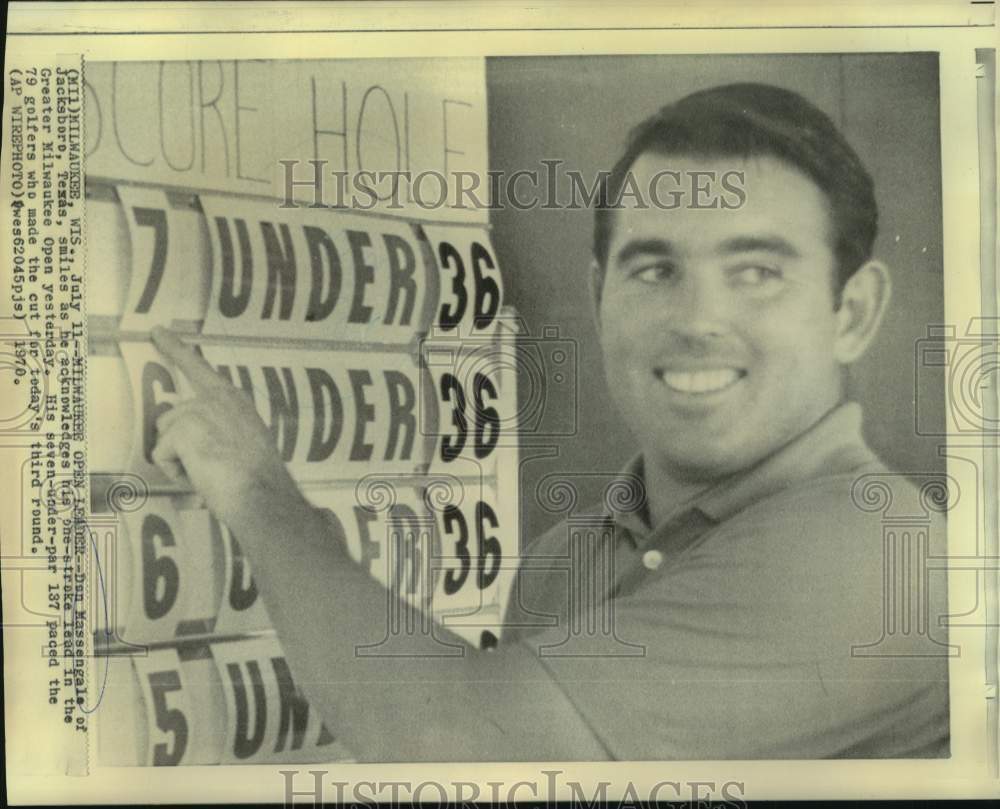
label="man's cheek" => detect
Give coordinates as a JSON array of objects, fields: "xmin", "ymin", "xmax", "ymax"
[
  {"xmin": 745, "ymin": 312, "xmax": 822, "ymax": 358},
  {"xmin": 602, "ymin": 329, "xmax": 642, "ymax": 363}
]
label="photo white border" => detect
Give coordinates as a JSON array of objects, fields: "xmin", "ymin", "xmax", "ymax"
[{"xmin": 3, "ymin": 2, "xmax": 997, "ymax": 802}]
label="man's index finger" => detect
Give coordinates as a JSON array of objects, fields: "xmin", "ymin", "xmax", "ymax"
[{"xmin": 150, "ymin": 326, "xmax": 222, "ymax": 392}]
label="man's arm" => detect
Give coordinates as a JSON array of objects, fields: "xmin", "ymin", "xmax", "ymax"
[
  {"xmin": 224, "ymin": 485, "xmax": 612, "ymax": 761},
  {"xmin": 149, "ymin": 327, "xmax": 611, "ymax": 762}
]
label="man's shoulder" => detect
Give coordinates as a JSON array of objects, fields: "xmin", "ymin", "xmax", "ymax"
[
  {"xmin": 705, "ymin": 458, "xmax": 951, "ymax": 635},
  {"xmin": 721, "ymin": 456, "xmax": 949, "ymax": 541}
]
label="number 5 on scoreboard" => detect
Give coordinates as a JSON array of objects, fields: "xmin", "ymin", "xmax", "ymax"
[
  {"xmin": 133, "ymin": 649, "xmax": 225, "ymax": 766},
  {"xmin": 147, "ymin": 669, "xmax": 189, "ymax": 766}
]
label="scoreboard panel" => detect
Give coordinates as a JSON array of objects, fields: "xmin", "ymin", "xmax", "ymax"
[{"xmin": 88, "ymin": 57, "xmax": 520, "ymax": 766}]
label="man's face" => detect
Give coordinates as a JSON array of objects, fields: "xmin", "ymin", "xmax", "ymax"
[{"xmin": 599, "ymin": 151, "xmax": 846, "ymax": 481}]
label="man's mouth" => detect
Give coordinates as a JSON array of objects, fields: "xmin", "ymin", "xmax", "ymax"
[{"xmin": 654, "ymin": 367, "xmax": 746, "ymax": 395}]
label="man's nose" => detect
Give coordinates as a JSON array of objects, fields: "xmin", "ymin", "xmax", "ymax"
[{"xmin": 668, "ymin": 272, "xmax": 730, "ymax": 340}]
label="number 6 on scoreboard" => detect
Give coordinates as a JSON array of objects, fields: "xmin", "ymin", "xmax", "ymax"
[{"xmin": 141, "ymin": 512, "xmax": 181, "ymax": 620}]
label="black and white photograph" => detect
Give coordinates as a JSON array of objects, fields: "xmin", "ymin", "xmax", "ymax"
[{"xmin": 1, "ymin": 2, "xmax": 997, "ymax": 804}]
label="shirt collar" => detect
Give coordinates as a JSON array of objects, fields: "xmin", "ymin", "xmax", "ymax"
[{"xmin": 607, "ymin": 402, "xmax": 877, "ymax": 545}]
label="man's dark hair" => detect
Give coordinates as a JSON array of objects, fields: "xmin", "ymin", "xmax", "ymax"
[{"xmin": 593, "ymin": 82, "xmax": 878, "ymax": 305}]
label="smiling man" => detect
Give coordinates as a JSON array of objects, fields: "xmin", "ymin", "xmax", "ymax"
[
  {"xmin": 150, "ymin": 82, "xmax": 950, "ymax": 761},
  {"xmin": 594, "ymin": 85, "xmax": 891, "ymax": 521}
]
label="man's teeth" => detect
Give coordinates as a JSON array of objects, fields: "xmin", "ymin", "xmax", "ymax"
[{"xmin": 658, "ymin": 368, "xmax": 741, "ymax": 394}]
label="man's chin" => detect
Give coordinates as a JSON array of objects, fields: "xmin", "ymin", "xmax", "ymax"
[{"xmin": 649, "ymin": 435, "xmax": 765, "ymax": 483}]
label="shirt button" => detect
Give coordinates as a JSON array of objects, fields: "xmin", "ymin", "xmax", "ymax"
[{"xmin": 642, "ymin": 549, "xmax": 664, "ymax": 570}]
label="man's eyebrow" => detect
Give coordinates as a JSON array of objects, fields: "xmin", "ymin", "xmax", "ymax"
[
  {"xmin": 716, "ymin": 235, "xmax": 802, "ymax": 258},
  {"xmin": 613, "ymin": 238, "xmax": 676, "ymax": 265}
]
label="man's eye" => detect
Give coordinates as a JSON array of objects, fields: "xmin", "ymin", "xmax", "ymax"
[
  {"xmin": 733, "ymin": 265, "xmax": 781, "ymax": 286},
  {"xmin": 631, "ymin": 264, "xmax": 674, "ymax": 283}
]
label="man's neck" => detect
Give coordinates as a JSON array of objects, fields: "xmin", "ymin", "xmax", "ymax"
[{"xmin": 640, "ymin": 399, "xmax": 848, "ymax": 529}]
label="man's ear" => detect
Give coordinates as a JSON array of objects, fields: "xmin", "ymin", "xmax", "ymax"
[{"xmin": 834, "ymin": 260, "xmax": 892, "ymax": 364}]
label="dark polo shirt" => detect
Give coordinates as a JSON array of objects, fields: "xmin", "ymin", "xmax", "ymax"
[{"xmin": 499, "ymin": 402, "xmax": 950, "ymax": 759}]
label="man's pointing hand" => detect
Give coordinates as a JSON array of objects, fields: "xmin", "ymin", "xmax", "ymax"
[{"xmin": 149, "ymin": 326, "xmax": 306, "ymax": 528}]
